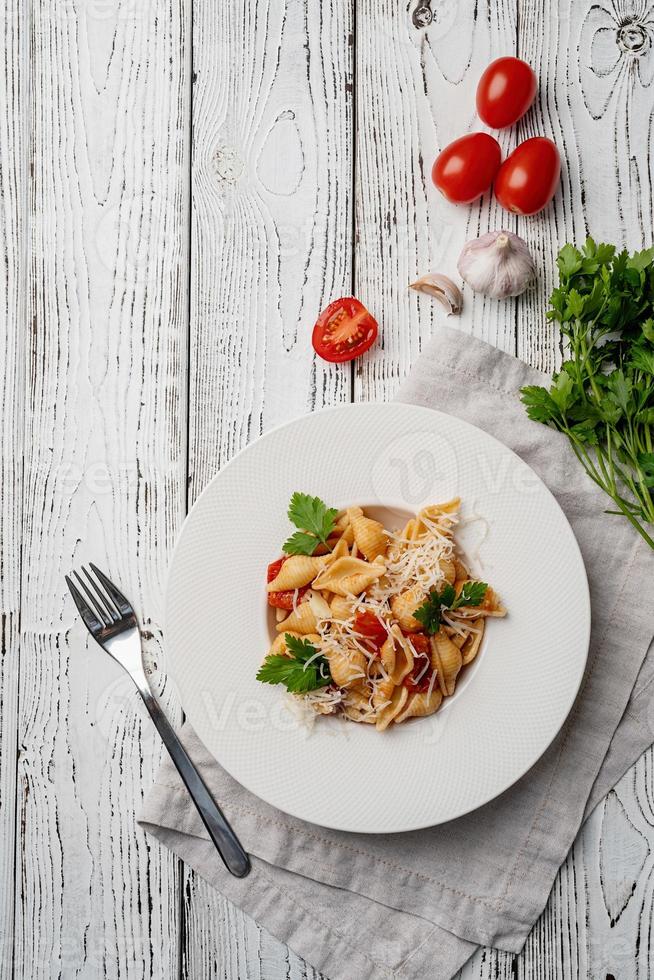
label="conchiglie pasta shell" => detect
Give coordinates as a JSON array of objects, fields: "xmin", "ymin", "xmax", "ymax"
[
  {"xmin": 267, "ymin": 631, "xmax": 302, "ymax": 658},
  {"xmin": 461, "ymin": 619, "xmax": 484, "ymax": 665},
  {"xmin": 329, "ymin": 595, "xmax": 355, "ymax": 621},
  {"xmin": 389, "ymin": 625, "xmax": 414, "ymax": 684},
  {"xmin": 451, "ymin": 583, "xmax": 507, "ymax": 618},
  {"xmin": 416, "ymin": 499, "xmax": 460, "ymax": 536},
  {"xmin": 394, "ymin": 690, "xmax": 443, "ymax": 724},
  {"xmin": 351, "ymin": 515, "xmax": 388, "ymax": 562},
  {"xmin": 390, "ymin": 587, "xmax": 424, "ymax": 632},
  {"xmin": 378, "ymin": 635, "xmax": 396, "ymax": 677},
  {"xmin": 275, "ymin": 602, "xmax": 318, "ymax": 634},
  {"xmin": 372, "ymin": 675, "xmax": 396, "ymax": 712},
  {"xmin": 430, "ymin": 630, "xmax": 462, "ymax": 697},
  {"xmin": 329, "ymin": 535, "xmax": 351, "ymax": 560},
  {"xmin": 439, "ymin": 558, "xmax": 456, "ymax": 584},
  {"xmin": 267, "ymin": 555, "xmax": 327, "ymax": 592},
  {"xmin": 325, "ymin": 648, "xmax": 367, "ymax": 688},
  {"xmin": 342, "ymin": 686, "xmax": 375, "ymax": 723},
  {"xmin": 375, "ymin": 686, "xmax": 408, "ymax": 731},
  {"xmin": 313, "ymin": 557, "xmax": 386, "ymax": 597}
]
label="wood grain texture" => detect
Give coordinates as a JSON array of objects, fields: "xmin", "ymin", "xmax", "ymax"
[
  {"xmin": 0, "ymin": 0, "xmax": 27, "ymax": 974},
  {"xmin": 3, "ymin": 0, "xmax": 654, "ymax": 977},
  {"xmin": 14, "ymin": 0, "xmax": 190, "ymax": 977},
  {"xmin": 184, "ymin": 0, "xmax": 353, "ymax": 975}
]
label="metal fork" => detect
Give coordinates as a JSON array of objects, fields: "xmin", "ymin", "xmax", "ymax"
[{"xmin": 66, "ymin": 563, "xmax": 250, "ymax": 878}]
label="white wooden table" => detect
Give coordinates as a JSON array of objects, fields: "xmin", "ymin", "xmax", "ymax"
[{"xmin": 2, "ymin": 0, "xmax": 653, "ymax": 976}]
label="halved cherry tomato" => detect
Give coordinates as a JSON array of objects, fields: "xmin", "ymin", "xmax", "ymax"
[
  {"xmin": 494, "ymin": 137, "xmax": 560, "ymax": 215},
  {"xmin": 353, "ymin": 610, "xmax": 388, "ymax": 652},
  {"xmin": 476, "ymin": 57, "xmax": 537, "ymax": 129},
  {"xmin": 266, "ymin": 556, "xmax": 309, "ymax": 609},
  {"xmin": 312, "ymin": 297, "xmax": 378, "ymax": 363},
  {"xmin": 432, "ymin": 133, "xmax": 502, "ymax": 204}
]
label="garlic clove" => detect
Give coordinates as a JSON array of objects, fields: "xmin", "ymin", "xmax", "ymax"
[
  {"xmin": 409, "ymin": 272, "xmax": 463, "ymax": 315},
  {"xmin": 457, "ymin": 230, "xmax": 536, "ymax": 300}
]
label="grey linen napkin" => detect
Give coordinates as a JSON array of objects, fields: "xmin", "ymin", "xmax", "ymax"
[{"xmin": 140, "ymin": 327, "xmax": 654, "ymax": 980}]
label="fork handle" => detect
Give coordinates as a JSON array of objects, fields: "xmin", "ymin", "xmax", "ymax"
[{"xmin": 138, "ymin": 687, "xmax": 251, "ymax": 878}]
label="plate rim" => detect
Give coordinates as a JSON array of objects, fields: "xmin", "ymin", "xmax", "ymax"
[{"xmin": 165, "ymin": 401, "xmax": 591, "ymax": 833}]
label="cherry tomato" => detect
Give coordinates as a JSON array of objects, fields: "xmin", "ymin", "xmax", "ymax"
[
  {"xmin": 266, "ymin": 556, "xmax": 309, "ymax": 609},
  {"xmin": 494, "ymin": 137, "xmax": 560, "ymax": 215},
  {"xmin": 432, "ymin": 133, "xmax": 502, "ymax": 205},
  {"xmin": 312, "ymin": 297, "xmax": 378, "ymax": 363},
  {"xmin": 476, "ymin": 57, "xmax": 537, "ymax": 129},
  {"xmin": 353, "ymin": 610, "xmax": 388, "ymax": 652}
]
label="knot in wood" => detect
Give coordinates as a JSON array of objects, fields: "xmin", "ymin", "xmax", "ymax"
[{"xmin": 617, "ymin": 19, "xmax": 650, "ymax": 56}]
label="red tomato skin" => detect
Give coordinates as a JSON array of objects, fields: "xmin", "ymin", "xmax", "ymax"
[
  {"xmin": 267, "ymin": 556, "xmax": 309, "ymax": 609},
  {"xmin": 432, "ymin": 133, "xmax": 502, "ymax": 204},
  {"xmin": 476, "ymin": 57, "xmax": 537, "ymax": 128},
  {"xmin": 268, "ymin": 586, "xmax": 309, "ymax": 610},
  {"xmin": 312, "ymin": 297, "xmax": 378, "ymax": 364},
  {"xmin": 494, "ymin": 137, "xmax": 561, "ymax": 215},
  {"xmin": 353, "ymin": 610, "xmax": 388, "ymax": 652},
  {"xmin": 267, "ymin": 556, "xmax": 287, "ymax": 583}
]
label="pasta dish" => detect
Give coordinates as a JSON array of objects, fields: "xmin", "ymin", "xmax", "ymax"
[{"xmin": 258, "ymin": 493, "xmax": 506, "ymax": 730}]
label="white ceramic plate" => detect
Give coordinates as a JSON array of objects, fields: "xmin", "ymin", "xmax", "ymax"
[{"xmin": 165, "ymin": 403, "xmax": 590, "ymax": 833}]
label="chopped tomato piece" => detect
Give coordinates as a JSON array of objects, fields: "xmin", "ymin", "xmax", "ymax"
[
  {"xmin": 407, "ymin": 632, "xmax": 430, "ymax": 654},
  {"xmin": 312, "ymin": 297, "xmax": 378, "ymax": 363},
  {"xmin": 267, "ymin": 587, "xmax": 309, "ymax": 610},
  {"xmin": 267, "ymin": 556, "xmax": 287, "ymax": 583},
  {"xmin": 267, "ymin": 556, "xmax": 309, "ymax": 609},
  {"xmin": 402, "ymin": 634, "xmax": 433, "ymax": 692},
  {"xmin": 354, "ymin": 610, "xmax": 388, "ymax": 652},
  {"xmin": 402, "ymin": 656, "xmax": 433, "ymax": 693}
]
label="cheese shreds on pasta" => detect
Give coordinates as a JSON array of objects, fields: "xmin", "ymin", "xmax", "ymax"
[{"xmin": 261, "ymin": 499, "xmax": 506, "ymax": 731}]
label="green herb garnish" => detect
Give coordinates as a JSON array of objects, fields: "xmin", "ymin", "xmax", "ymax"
[
  {"xmin": 414, "ymin": 581, "xmax": 488, "ymax": 635},
  {"xmin": 256, "ymin": 634, "xmax": 332, "ymax": 693},
  {"xmin": 520, "ymin": 238, "xmax": 654, "ymax": 549},
  {"xmin": 282, "ymin": 492, "xmax": 338, "ymax": 556}
]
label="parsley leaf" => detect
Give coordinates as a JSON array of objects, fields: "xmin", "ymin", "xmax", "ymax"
[
  {"xmin": 256, "ymin": 634, "xmax": 332, "ymax": 693},
  {"xmin": 521, "ymin": 239, "xmax": 654, "ymax": 549},
  {"xmin": 453, "ymin": 581, "xmax": 488, "ymax": 608},
  {"xmin": 282, "ymin": 492, "xmax": 338, "ymax": 555},
  {"xmin": 413, "ymin": 582, "xmax": 487, "ymax": 635}
]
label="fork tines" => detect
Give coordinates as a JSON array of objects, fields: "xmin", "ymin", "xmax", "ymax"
[{"xmin": 65, "ymin": 564, "xmax": 134, "ymax": 637}]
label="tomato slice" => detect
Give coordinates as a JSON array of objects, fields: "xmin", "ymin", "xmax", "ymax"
[
  {"xmin": 312, "ymin": 297, "xmax": 378, "ymax": 363},
  {"xmin": 353, "ymin": 610, "xmax": 388, "ymax": 652}
]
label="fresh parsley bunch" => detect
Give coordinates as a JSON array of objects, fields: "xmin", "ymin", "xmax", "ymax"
[
  {"xmin": 521, "ymin": 238, "xmax": 654, "ymax": 549},
  {"xmin": 414, "ymin": 581, "xmax": 488, "ymax": 635},
  {"xmin": 257, "ymin": 634, "xmax": 332, "ymax": 693}
]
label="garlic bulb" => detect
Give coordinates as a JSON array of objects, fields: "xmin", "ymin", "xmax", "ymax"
[
  {"xmin": 457, "ymin": 231, "xmax": 535, "ymax": 299},
  {"xmin": 409, "ymin": 272, "xmax": 463, "ymax": 315}
]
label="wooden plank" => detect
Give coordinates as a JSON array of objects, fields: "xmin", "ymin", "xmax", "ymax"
[
  {"xmin": 15, "ymin": 1, "xmax": 190, "ymax": 976},
  {"xmin": 0, "ymin": 0, "xmax": 27, "ymax": 973},
  {"xmin": 354, "ymin": 0, "xmax": 519, "ymax": 409},
  {"xmin": 183, "ymin": 0, "xmax": 353, "ymax": 974},
  {"xmin": 355, "ymin": 1, "xmax": 652, "ymax": 979}
]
